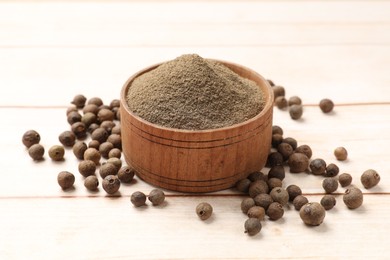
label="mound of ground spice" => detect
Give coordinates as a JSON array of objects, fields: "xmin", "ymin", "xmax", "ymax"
[{"xmin": 127, "ymin": 54, "xmax": 264, "ymax": 130}]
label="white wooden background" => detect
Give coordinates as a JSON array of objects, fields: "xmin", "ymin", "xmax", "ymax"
[{"xmin": 0, "ymin": 1, "xmax": 389, "ymax": 259}]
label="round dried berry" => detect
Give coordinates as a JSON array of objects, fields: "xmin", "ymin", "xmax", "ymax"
[
  {"xmin": 293, "ymin": 195, "xmax": 309, "ymax": 211},
  {"xmin": 288, "ymin": 153, "xmax": 309, "ymax": 173},
  {"xmin": 320, "ymin": 195, "xmax": 336, "ymax": 210},
  {"xmin": 270, "ymin": 187, "xmax": 289, "ymax": 206},
  {"xmin": 272, "ymin": 125, "xmax": 283, "ymax": 135},
  {"xmin": 300, "ymin": 202, "xmax": 326, "ymax": 226},
  {"xmin": 87, "ymin": 123, "xmax": 100, "ymax": 134},
  {"xmin": 88, "ymin": 140, "xmax": 100, "ymax": 150},
  {"xmin": 324, "ymin": 163, "xmax": 339, "ymax": 177},
  {"xmin": 22, "ymin": 130, "xmax": 41, "ymax": 148},
  {"xmin": 117, "ymin": 166, "xmax": 135, "ymax": 183},
  {"xmin": 83, "ymin": 148, "xmax": 101, "ymax": 165},
  {"xmin": 84, "ymin": 175, "xmax": 99, "ymax": 191},
  {"xmin": 267, "ymin": 152, "xmax": 284, "ymax": 167},
  {"xmin": 48, "ymin": 145, "xmax": 65, "ymax": 161},
  {"xmin": 28, "ymin": 144, "xmax": 45, "ymax": 161},
  {"xmin": 108, "ymin": 148, "xmax": 121, "ymax": 159},
  {"xmin": 277, "ymin": 142, "xmax": 293, "ymax": 161},
  {"xmin": 282, "ymin": 137, "xmax": 297, "ymax": 150},
  {"xmin": 81, "ymin": 112, "xmax": 97, "ymax": 127},
  {"xmin": 334, "ymin": 147, "xmax": 348, "ymax": 161},
  {"xmin": 343, "ymin": 187, "xmax": 363, "ymax": 209},
  {"xmin": 322, "ymin": 178, "xmax": 339, "ymax": 193},
  {"xmin": 106, "ymin": 157, "xmax": 122, "ymax": 171},
  {"xmin": 361, "ymin": 169, "xmax": 380, "ymax": 189},
  {"xmin": 266, "ymin": 202, "xmax": 284, "ymax": 221},
  {"xmin": 110, "ymin": 99, "xmax": 120, "ymax": 109},
  {"xmin": 102, "ymin": 175, "xmax": 120, "ymax": 194},
  {"xmin": 241, "ymin": 198, "xmax": 256, "ymax": 214},
  {"xmin": 131, "ymin": 191, "xmax": 146, "ymax": 207},
  {"xmin": 99, "ymin": 141, "xmax": 114, "ymax": 159},
  {"xmin": 71, "ymin": 94, "xmax": 87, "ymax": 108},
  {"xmin": 295, "ymin": 145, "xmax": 312, "ymax": 159},
  {"xmin": 111, "ymin": 124, "xmax": 121, "ymax": 135},
  {"xmin": 310, "ymin": 158, "xmax": 327, "ymax": 175},
  {"xmin": 275, "ymin": 96, "xmax": 288, "ymax": 109},
  {"xmin": 58, "ymin": 131, "xmax": 76, "ymax": 147},
  {"xmin": 148, "ymin": 189, "xmax": 165, "ymax": 206},
  {"xmin": 73, "ymin": 141, "xmax": 87, "ymax": 160},
  {"xmin": 236, "ymin": 178, "xmax": 251, "ymax": 193},
  {"xmin": 338, "ymin": 173, "xmax": 352, "ymax": 187},
  {"xmin": 67, "ymin": 111, "xmax": 82, "ymax": 125},
  {"xmin": 98, "ymin": 109, "xmax": 115, "ymax": 122},
  {"xmin": 107, "ymin": 134, "xmax": 122, "ymax": 150},
  {"xmin": 196, "ymin": 202, "xmax": 213, "ymax": 220},
  {"xmin": 249, "ymin": 180, "xmax": 269, "ymax": 198},
  {"xmin": 268, "ymin": 166, "xmax": 285, "ymax": 180},
  {"xmin": 289, "ymin": 104, "xmax": 303, "ymax": 120},
  {"xmin": 272, "ymin": 134, "xmax": 284, "ymax": 148},
  {"xmin": 57, "ymin": 171, "xmax": 75, "ymax": 190},
  {"xmin": 247, "ymin": 206, "xmax": 265, "ymax": 220},
  {"xmin": 78, "ymin": 160, "xmax": 96, "ymax": 177},
  {"xmin": 99, "ymin": 162, "xmax": 118, "ymax": 179},
  {"xmin": 244, "ymin": 218, "xmax": 262, "ymax": 236},
  {"xmin": 91, "ymin": 128, "xmax": 109, "ymax": 143},
  {"xmin": 87, "ymin": 97, "xmax": 103, "ymax": 107},
  {"xmin": 288, "ymin": 96, "xmax": 302, "ymax": 106},
  {"xmin": 286, "ymin": 184, "xmax": 302, "ymax": 202},
  {"xmin": 267, "ymin": 178, "xmax": 282, "ymax": 190},
  {"xmin": 83, "ymin": 104, "xmax": 99, "ymax": 115},
  {"xmin": 100, "ymin": 121, "xmax": 116, "ymax": 133},
  {"xmin": 247, "ymin": 171, "xmax": 266, "ymax": 182},
  {"xmin": 71, "ymin": 122, "xmax": 87, "ymax": 139},
  {"xmin": 254, "ymin": 194, "xmax": 273, "ymax": 210},
  {"xmin": 272, "ymin": 86, "xmax": 285, "ymax": 99},
  {"xmin": 319, "ymin": 98, "xmax": 334, "ymax": 113}
]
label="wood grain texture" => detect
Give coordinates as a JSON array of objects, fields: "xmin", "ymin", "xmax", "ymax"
[{"xmin": 0, "ymin": 0, "xmax": 389, "ymax": 259}]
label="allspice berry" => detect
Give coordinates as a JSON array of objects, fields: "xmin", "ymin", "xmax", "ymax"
[
  {"xmin": 254, "ymin": 194, "xmax": 273, "ymax": 210},
  {"xmin": 288, "ymin": 96, "xmax": 302, "ymax": 106},
  {"xmin": 295, "ymin": 144, "xmax": 312, "ymax": 159},
  {"xmin": 110, "ymin": 99, "xmax": 120, "ymax": 109},
  {"xmin": 196, "ymin": 202, "xmax": 213, "ymax": 220},
  {"xmin": 293, "ymin": 195, "xmax": 309, "ymax": 211},
  {"xmin": 272, "ymin": 134, "xmax": 284, "ymax": 148},
  {"xmin": 100, "ymin": 121, "xmax": 116, "ymax": 133},
  {"xmin": 88, "ymin": 140, "xmax": 100, "ymax": 150},
  {"xmin": 99, "ymin": 141, "xmax": 114, "ymax": 159},
  {"xmin": 277, "ymin": 142, "xmax": 294, "ymax": 161},
  {"xmin": 272, "ymin": 86, "xmax": 285, "ymax": 99},
  {"xmin": 71, "ymin": 94, "xmax": 87, "ymax": 108},
  {"xmin": 78, "ymin": 160, "xmax": 96, "ymax": 177},
  {"xmin": 241, "ymin": 198, "xmax": 256, "ymax": 214},
  {"xmin": 73, "ymin": 141, "xmax": 87, "ymax": 160},
  {"xmin": 268, "ymin": 165, "xmax": 285, "ymax": 180},
  {"xmin": 67, "ymin": 111, "xmax": 82, "ymax": 125},
  {"xmin": 102, "ymin": 175, "xmax": 120, "ymax": 194},
  {"xmin": 319, "ymin": 98, "xmax": 334, "ymax": 113},
  {"xmin": 111, "ymin": 124, "xmax": 121, "ymax": 135},
  {"xmin": 289, "ymin": 104, "xmax": 303, "ymax": 120},
  {"xmin": 58, "ymin": 131, "xmax": 76, "ymax": 147},
  {"xmin": 87, "ymin": 97, "xmax": 103, "ymax": 107},
  {"xmin": 338, "ymin": 173, "xmax": 352, "ymax": 187},
  {"xmin": 249, "ymin": 180, "xmax": 269, "ymax": 198},
  {"xmin": 286, "ymin": 184, "xmax": 302, "ymax": 202},
  {"xmin": 324, "ymin": 163, "xmax": 339, "ymax": 177},
  {"xmin": 248, "ymin": 171, "xmax": 266, "ymax": 182},
  {"xmin": 107, "ymin": 134, "xmax": 122, "ymax": 150},
  {"xmin": 267, "ymin": 152, "xmax": 284, "ymax": 167},
  {"xmin": 266, "ymin": 202, "xmax": 284, "ymax": 221},
  {"xmin": 71, "ymin": 122, "xmax": 87, "ymax": 139},
  {"xmin": 99, "ymin": 162, "xmax": 118, "ymax": 179},
  {"xmin": 235, "ymin": 178, "xmax": 251, "ymax": 193},
  {"xmin": 131, "ymin": 191, "xmax": 147, "ymax": 207},
  {"xmin": 282, "ymin": 137, "xmax": 298, "ymax": 150},
  {"xmin": 48, "ymin": 145, "xmax": 65, "ymax": 161},
  {"xmin": 320, "ymin": 195, "xmax": 336, "ymax": 210},
  {"xmin": 299, "ymin": 202, "xmax": 326, "ymax": 226},
  {"xmin": 97, "ymin": 108, "xmax": 115, "ymax": 122},
  {"xmin": 343, "ymin": 187, "xmax": 363, "ymax": 209},
  {"xmin": 83, "ymin": 104, "xmax": 99, "ymax": 115},
  {"xmin": 148, "ymin": 189, "xmax": 165, "ymax": 206},
  {"xmin": 57, "ymin": 171, "xmax": 75, "ymax": 190},
  {"xmin": 322, "ymin": 178, "xmax": 339, "ymax": 193},
  {"xmin": 28, "ymin": 144, "xmax": 45, "ymax": 160},
  {"xmin": 309, "ymin": 158, "xmax": 327, "ymax": 175},
  {"xmin": 244, "ymin": 218, "xmax": 262, "ymax": 236},
  {"xmin": 91, "ymin": 128, "xmax": 109, "ymax": 143},
  {"xmin": 84, "ymin": 175, "xmax": 99, "ymax": 191},
  {"xmin": 247, "ymin": 206, "xmax": 265, "ymax": 220},
  {"xmin": 267, "ymin": 178, "xmax": 283, "ymax": 190},
  {"xmin": 334, "ymin": 147, "xmax": 348, "ymax": 161},
  {"xmin": 361, "ymin": 169, "xmax": 380, "ymax": 189},
  {"xmin": 117, "ymin": 166, "xmax": 135, "ymax": 183},
  {"xmin": 272, "ymin": 125, "xmax": 283, "ymax": 135},
  {"xmin": 81, "ymin": 112, "xmax": 97, "ymax": 127},
  {"xmin": 107, "ymin": 157, "xmax": 122, "ymax": 171},
  {"xmin": 22, "ymin": 130, "xmax": 41, "ymax": 148},
  {"xmin": 275, "ymin": 96, "xmax": 288, "ymax": 109},
  {"xmin": 288, "ymin": 153, "xmax": 309, "ymax": 173},
  {"xmin": 270, "ymin": 187, "xmax": 289, "ymax": 206}
]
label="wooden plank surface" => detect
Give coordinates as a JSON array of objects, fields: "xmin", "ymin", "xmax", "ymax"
[{"xmin": 0, "ymin": 0, "xmax": 389, "ymax": 259}]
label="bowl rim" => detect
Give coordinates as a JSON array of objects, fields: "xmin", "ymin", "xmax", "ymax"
[{"xmin": 120, "ymin": 58, "xmax": 274, "ymax": 134}]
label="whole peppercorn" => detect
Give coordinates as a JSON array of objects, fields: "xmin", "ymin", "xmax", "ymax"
[
  {"xmin": 107, "ymin": 134, "xmax": 122, "ymax": 150},
  {"xmin": 289, "ymin": 104, "xmax": 303, "ymax": 120},
  {"xmin": 236, "ymin": 178, "xmax": 251, "ymax": 193},
  {"xmin": 71, "ymin": 122, "xmax": 87, "ymax": 139},
  {"xmin": 247, "ymin": 206, "xmax": 265, "ymax": 220},
  {"xmin": 58, "ymin": 131, "xmax": 76, "ymax": 147},
  {"xmin": 28, "ymin": 144, "xmax": 45, "ymax": 160},
  {"xmin": 91, "ymin": 128, "xmax": 109, "ymax": 143},
  {"xmin": 241, "ymin": 198, "xmax": 256, "ymax": 214},
  {"xmin": 267, "ymin": 79, "xmax": 275, "ymax": 86},
  {"xmin": 131, "ymin": 191, "xmax": 147, "ymax": 207},
  {"xmin": 67, "ymin": 111, "xmax": 82, "ymax": 125},
  {"xmin": 268, "ymin": 165, "xmax": 285, "ymax": 180},
  {"xmin": 271, "ymin": 134, "xmax": 284, "ymax": 148},
  {"xmin": 300, "ymin": 202, "xmax": 326, "ymax": 226},
  {"xmin": 66, "ymin": 106, "xmax": 78, "ymax": 115},
  {"xmin": 83, "ymin": 104, "xmax": 99, "ymax": 115},
  {"xmin": 272, "ymin": 125, "xmax": 284, "ymax": 135},
  {"xmin": 99, "ymin": 162, "xmax": 118, "ymax": 179},
  {"xmin": 117, "ymin": 166, "xmax": 135, "ymax": 183},
  {"xmin": 71, "ymin": 94, "xmax": 87, "ymax": 108},
  {"xmin": 361, "ymin": 169, "xmax": 380, "ymax": 189},
  {"xmin": 275, "ymin": 96, "xmax": 288, "ymax": 109},
  {"xmin": 266, "ymin": 202, "xmax": 284, "ymax": 221},
  {"xmin": 73, "ymin": 141, "xmax": 87, "ymax": 160},
  {"xmin": 98, "ymin": 105, "xmax": 111, "ymax": 112},
  {"xmin": 320, "ymin": 195, "xmax": 336, "ymax": 210},
  {"xmin": 48, "ymin": 145, "xmax": 65, "ymax": 161},
  {"xmin": 106, "ymin": 158, "xmax": 122, "ymax": 171},
  {"xmin": 244, "ymin": 218, "xmax": 262, "ymax": 236},
  {"xmin": 272, "ymin": 86, "xmax": 285, "ymax": 99},
  {"xmin": 102, "ymin": 175, "xmax": 120, "ymax": 194},
  {"xmin": 266, "ymin": 152, "xmax": 284, "ymax": 167},
  {"xmin": 100, "ymin": 121, "xmax": 116, "ymax": 134},
  {"xmin": 87, "ymin": 123, "xmax": 100, "ymax": 134},
  {"xmin": 334, "ymin": 147, "xmax": 348, "ymax": 161},
  {"xmin": 338, "ymin": 173, "xmax": 353, "ymax": 187},
  {"xmin": 99, "ymin": 141, "xmax": 114, "ymax": 159},
  {"xmin": 57, "ymin": 171, "xmax": 75, "ymax": 190},
  {"xmin": 319, "ymin": 98, "xmax": 334, "ymax": 113},
  {"xmin": 282, "ymin": 137, "xmax": 297, "ymax": 150},
  {"xmin": 84, "ymin": 148, "xmax": 101, "ymax": 165},
  {"xmin": 322, "ymin": 178, "xmax": 339, "ymax": 193},
  {"xmin": 249, "ymin": 180, "xmax": 269, "ymax": 198},
  {"xmin": 148, "ymin": 189, "xmax": 165, "ymax": 206},
  {"xmin": 111, "ymin": 124, "xmax": 121, "ymax": 135},
  {"xmin": 295, "ymin": 144, "xmax": 312, "ymax": 159},
  {"xmin": 309, "ymin": 158, "xmax": 327, "ymax": 175},
  {"xmin": 324, "ymin": 163, "xmax": 339, "ymax": 177},
  {"xmin": 84, "ymin": 175, "xmax": 99, "ymax": 191},
  {"xmin": 286, "ymin": 184, "xmax": 302, "ymax": 202},
  {"xmin": 78, "ymin": 160, "xmax": 96, "ymax": 177},
  {"xmin": 98, "ymin": 109, "xmax": 115, "ymax": 122},
  {"xmin": 288, "ymin": 153, "xmax": 309, "ymax": 173},
  {"xmin": 108, "ymin": 148, "xmax": 121, "ymax": 159},
  {"xmin": 277, "ymin": 142, "xmax": 293, "ymax": 161},
  {"xmin": 254, "ymin": 194, "xmax": 273, "ymax": 210},
  {"xmin": 343, "ymin": 187, "xmax": 363, "ymax": 209},
  {"xmin": 247, "ymin": 171, "xmax": 266, "ymax": 182},
  {"xmin": 87, "ymin": 97, "xmax": 103, "ymax": 107},
  {"xmin": 196, "ymin": 202, "xmax": 213, "ymax": 220},
  {"xmin": 293, "ymin": 195, "xmax": 309, "ymax": 211},
  {"xmin": 81, "ymin": 112, "xmax": 97, "ymax": 127},
  {"xmin": 267, "ymin": 178, "xmax": 283, "ymax": 190},
  {"xmin": 22, "ymin": 130, "xmax": 41, "ymax": 148},
  {"xmin": 288, "ymin": 96, "xmax": 302, "ymax": 106},
  {"xmin": 270, "ymin": 187, "xmax": 289, "ymax": 206},
  {"xmin": 88, "ymin": 140, "xmax": 100, "ymax": 150},
  {"xmin": 110, "ymin": 99, "xmax": 120, "ymax": 109}
]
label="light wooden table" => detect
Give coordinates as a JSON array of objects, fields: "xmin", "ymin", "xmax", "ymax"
[{"xmin": 0, "ymin": 1, "xmax": 389, "ymax": 259}]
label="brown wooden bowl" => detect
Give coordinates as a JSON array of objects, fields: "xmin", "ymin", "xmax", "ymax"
[{"xmin": 120, "ymin": 59, "xmax": 273, "ymax": 193}]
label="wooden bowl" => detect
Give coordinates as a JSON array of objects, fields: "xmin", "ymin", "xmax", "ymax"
[{"xmin": 120, "ymin": 59, "xmax": 273, "ymax": 193}]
